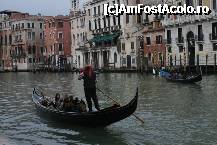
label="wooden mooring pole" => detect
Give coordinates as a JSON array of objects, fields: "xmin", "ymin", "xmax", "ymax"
[
  {"xmin": 197, "ymin": 54, "xmax": 199, "ymax": 72},
  {"xmin": 214, "ymin": 54, "xmax": 216, "ymax": 73},
  {"xmin": 206, "ymin": 54, "xmax": 208, "ymax": 74}
]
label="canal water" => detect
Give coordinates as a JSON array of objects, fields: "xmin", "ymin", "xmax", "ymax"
[{"xmin": 0, "ymin": 72, "xmax": 217, "ymax": 145}]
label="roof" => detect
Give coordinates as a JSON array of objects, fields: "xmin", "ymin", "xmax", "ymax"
[
  {"xmin": 0, "ymin": 10, "xmax": 21, "ymax": 15},
  {"xmin": 44, "ymin": 16, "xmax": 70, "ymax": 23}
]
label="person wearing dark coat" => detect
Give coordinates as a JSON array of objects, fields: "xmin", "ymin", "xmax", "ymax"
[{"xmin": 79, "ymin": 65, "xmax": 100, "ymax": 112}]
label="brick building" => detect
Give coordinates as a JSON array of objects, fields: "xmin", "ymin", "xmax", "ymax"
[
  {"xmin": 44, "ymin": 16, "xmax": 72, "ymax": 70},
  {"xmin": 0, "ymin": 10, "xmax": 30, "ymax": 71},
  {"xmin": 143, "ymin": 14, "xmax": 166, "ymax": 69}
]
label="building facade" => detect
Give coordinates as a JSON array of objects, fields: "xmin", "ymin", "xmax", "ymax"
[
  {"xmin": 10, "ymin": 16, "xmax": 44, "ymax": 71},
  {"xmin": 0, "ymin": 10, "xmax": 30, "ymax": 71},
  {"xmin": 71, "ymin": 10, "xmax": 88, "ymax": 69},
  {"xmin": 0, "ymin": 10, "xmax": 73, "ymax": 71},
  {"xmin": 71, "ymin": 0, "xmax": 149, "ymax": 70},
  {"xmin": 163, "ymin": 0, "xmax": 217, "ymax": 68},
  {"xmin": 44, "ymin": 16, "xmax": 72, "ymax": 70},
  {"xmin": 0, "ymin": 13, "xmax": 12, "ymax": 71},
  {"xmin": 142, "ymin": 0, "xmax": 165, "ymax": 70}
]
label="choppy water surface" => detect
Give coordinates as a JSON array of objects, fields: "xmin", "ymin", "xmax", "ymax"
[{"xmin": 0, "ymin": 72, "xmax": 217, "ymax": 145}]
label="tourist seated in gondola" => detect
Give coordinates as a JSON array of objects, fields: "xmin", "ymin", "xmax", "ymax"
[
  {"xmin": 41, "ymin": 99, "xmax": 49, "ymax": 107},
  {"xmin": 57, "ymin": 97, "xmax": 64, "ymax": 110},
  {"xmin": 40, "ymin": 92, "xmax": 52, "ymax": 107},
  {"xmin": 78, "ymin": 99, "xmax": 87, "ymax": 112},
  {"xmin": 71, "ymin": 97, "xmax": 80, "ymax": 112},
  {"xmin": 51, "ymin": 93, "xmax": 61, "ymax": 109},
  {"xmin": 60, "ymin": 95, "xmax": 87, "ymax": 112},
  {"xmin": 62, "ymin": 94, "xmax": 72, "ymax": 112},
  {"xmin": 70, "ymin": 97, "xmax": 87, "ymax": 112}
]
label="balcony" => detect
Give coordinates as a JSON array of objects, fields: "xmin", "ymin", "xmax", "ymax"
[
  {"xmin": 121, "ymin": 50, "xmax": 126, "ymax": 54},
  {"xmin": 209, "ymin": 33, "xmax": 217, "ymax": 42},
  {"xmin": 11, "ymin": 52, "xmax": 26, "ymax": 59},
  {"xmin": 164, "ymin": 39, "xmax": 171, "ymax": 45},
  {"xmin": 92, "ymin": 29, "xmax": 100, "ymax": 35},
  {"xmin": 92, "ymin": 25, "xmax": 121, "ymax": 35},
  {"xmin": 148, "ymin": 25, "xmax": 153, "ymax": 30},
  {"xmin": 131, "ymin": 49, "xmax": 135, "ymax": 53},
  {"xmin": 70, "ymin": 11, "xmax": 86, "ymax": 18},
  {"xmin": 77, "ymin": 42, "xmax": 85, "ymax": 47},
  {"xmin": 142, "ymin": 19, "xmax": 149, "ymax": 26},
  {"xmin": 195, "ymin": 34, "xmax": 204, "ymax": 43},
  {"xmin": 162, "ymin": 18, "xmax": 174, "ymax": 27},
  {"xmin": 111, "ymin": 25, "xmax": 121, "ymax": 32},
  {"xmin": 154, "ymin": 15, "xmax": 163, "ymax": 22},
  {"xmin": 101, "ymin": 27, "xmax": 110, "ymax": 33},
  {"xmin": 58, "ymin": 51, "xmax": 64, "ymax": 55},
  {"xmin": 93, "ymin": 13, "xmax": 100, "ymax": 18},
  {"xmin": 13, "ymin": 39, "xmax": 24, "ymax": 45},
  {"xmin": 175, "ymin": 37, "xmax": 184, "ymax": 45}
]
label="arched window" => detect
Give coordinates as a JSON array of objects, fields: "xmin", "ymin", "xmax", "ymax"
[
  {"xmin": 98, "ymin": 18, "xmax": 101, "ymax": 29},
  {"xmin": 28, "ymin": 46, "xmax": 32, "ymax": 54},
  {"xmin": 78, "ymin": 55, "xmax": 80, "ymax": 67},
  {"xmin": 89, "ymin": 20, "xmax": 91, "ymax": 31},
  {"xmin": 73, "ymin": 34, "xmax": 75, "ymax": 44},
  {"xmin": 107, "ymin": 16, "xmax": 110, "ymax": 27},
  {"xmin": 94, "ymin": 19, "xmax": 97, "ymax": 29},
  {"xmin": 103, "ymin": 17, "xmax": 106, "ymax": 28},
  {"xmin": 114, "ymin": 52, "xmax": 117, "ymax": 63}
]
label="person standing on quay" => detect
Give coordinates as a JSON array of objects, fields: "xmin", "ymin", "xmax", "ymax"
[{"xmin": 79, "ymin": 65, "xmax": 100, "ymax": 112}]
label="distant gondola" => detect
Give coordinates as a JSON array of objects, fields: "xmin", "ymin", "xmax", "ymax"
[
  {"xmin": 32, "ymin": 88, "xmax": 138, "ymax": 127},
  {"xmin": 165, "ymin": 73, "xmax": 202, "ymax": 83}
]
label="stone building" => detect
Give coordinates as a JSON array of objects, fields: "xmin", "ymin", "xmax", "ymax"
[
  {"xmin": 0, "ymin": 10, "xmax": 29, "ymax": 71},
  {"xmin": 0, "ymin": 13, "xmax": 11, "ymax": 71},
  {"xmin": 44, "ymin": 16, "xmax": 72, "ymax": 70},
  {"xmin": 71, "ymin": 0, "xmax": 149, "ymax": 70},
  {"xmin": 163, "ymin": 0, "xmax": 217, "ymax": 69},
  {"xmin": 71, "ymin": 10, "xmax": 88, "ymax": 69},
  {"xmin": 71, "ymin": 0, "xmax": 122, "ymax": 69},
  {"xmin": 10, "ymin": 16, "xmax": 44, "ymax": 71}
]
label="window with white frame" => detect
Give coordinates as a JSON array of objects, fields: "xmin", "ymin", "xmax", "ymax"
[
  {"xmin": 59, "ymin": 43, "xmax": 63, "ymax": 51},
  {"xmin": 58, "ymin": 32, "xmax": 63, "ymax": 39}
]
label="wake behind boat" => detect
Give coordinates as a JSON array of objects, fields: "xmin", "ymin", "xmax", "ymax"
[{"xmin": 32, "ymin": 88, "xmax": 138, "ymax": 127}]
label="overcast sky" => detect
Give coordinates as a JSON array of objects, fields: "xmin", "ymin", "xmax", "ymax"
[{"xmin": 0, "ymin": 0, "xmax": 74, "ymax": 16}]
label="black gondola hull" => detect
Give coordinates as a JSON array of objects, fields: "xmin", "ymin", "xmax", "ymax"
[
  {"xmin": 166, "ymin": 74, "xmax": 202, "ymax": 83},
  {"xmin": 32, "ymin": 89, "xmax": 138, "ymax": 127}
]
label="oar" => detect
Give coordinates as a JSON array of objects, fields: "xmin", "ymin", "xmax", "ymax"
[{"xmin": 97, "ymin": 88, "xmax": 144, "ymax": 124}]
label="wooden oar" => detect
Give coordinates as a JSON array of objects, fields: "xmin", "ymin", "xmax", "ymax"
[{"xmin": 97, "ymin": 88, "xmax": 144, "ymax": 124}]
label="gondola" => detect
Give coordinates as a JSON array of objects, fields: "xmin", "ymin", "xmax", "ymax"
[
  {"xmin": 165, "ymin": 73, "xmax": 202, "ymax": 83},
  {"xmin": 32, "ymin": 88, "xmax": 138, "ymax": 127}
]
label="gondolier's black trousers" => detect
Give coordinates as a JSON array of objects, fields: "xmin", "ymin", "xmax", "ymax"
[{"xmin": 84, "ymin": 87, "xmax": 100, "ymax": 112}]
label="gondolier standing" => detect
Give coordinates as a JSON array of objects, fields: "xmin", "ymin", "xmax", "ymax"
[{"xmin": 79, "ymin": 65, "xmax": 100, "ymax": 112}]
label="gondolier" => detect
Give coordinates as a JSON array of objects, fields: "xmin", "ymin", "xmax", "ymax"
[{"xmin": 79, "ymin": 65, "xmax": 100, "ymax": 112}]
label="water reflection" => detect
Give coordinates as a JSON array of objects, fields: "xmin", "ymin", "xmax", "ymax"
[{"xmin": 45, "ymin": 121, "xmax": 127, "ymax": 145}]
